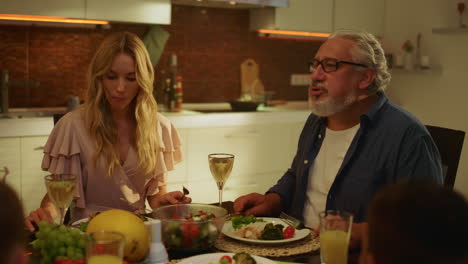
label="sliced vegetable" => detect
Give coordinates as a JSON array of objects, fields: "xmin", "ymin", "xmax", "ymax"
[{"xmin": 283, "ymin": 226, "xmax": 295, "ymax": 239}]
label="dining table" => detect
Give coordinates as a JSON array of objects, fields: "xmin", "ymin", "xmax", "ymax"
[{"xmin": 27, "ymin": 201, "xmax": 361, "ymax": 264}]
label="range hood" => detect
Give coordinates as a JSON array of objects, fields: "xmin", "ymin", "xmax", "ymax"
[{"xmin": 171, "ymin": 0, "xmax": 288, "ymax": 8}]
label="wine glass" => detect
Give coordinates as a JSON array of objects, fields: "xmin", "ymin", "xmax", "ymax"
[
  {"xmin": 458, "ymin": 1, "xmax": 466, "ymax": 28},
  {"xmin": 208, "ymin": 153, "xmax": 234, "ymax": 207},
  {"xmin": 44, "ymin": 174, "xmax": 77, "ymax": 225}
]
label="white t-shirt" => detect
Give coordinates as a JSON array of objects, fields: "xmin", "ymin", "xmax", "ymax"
[{"xmin": 303, "ymin": 124, "xmax": 360, "ymax": 228}]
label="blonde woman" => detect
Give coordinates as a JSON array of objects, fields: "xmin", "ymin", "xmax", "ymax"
[{"xmin": 25, "ymin": 32, "xmax": 190, "ymax": 231}]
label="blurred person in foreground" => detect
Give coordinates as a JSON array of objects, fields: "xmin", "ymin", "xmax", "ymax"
[
  {"xmin": 0, "ymin": 181, "xmax": 28, "ymax": 264},
  {"xmin": 25, "ymin": 32, "xmax": 190, "ymax": 232},
  {"xmin": 360, "ymin": 180, "xmax": 468, "ymax": 264},
  {"xmin": 234, "ymin": 29, "xmax": 443, "ymax": 247}
]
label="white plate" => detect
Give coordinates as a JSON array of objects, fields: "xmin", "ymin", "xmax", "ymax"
[
  {"xmin": 178, "ymin": 252, "xmax": 276, "ymax": 264},
  {"xmin": 222, "ymin": 217, "xmax": 310, "ymax": 245}
]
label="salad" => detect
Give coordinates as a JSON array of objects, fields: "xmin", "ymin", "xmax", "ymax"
[
  {"xmin": 163, "ymin": 211, "xmax": 219, "ymax": 251},
  {"xmin": 210, "ymin": 253, "xmax": 256, "ymax": 264}
]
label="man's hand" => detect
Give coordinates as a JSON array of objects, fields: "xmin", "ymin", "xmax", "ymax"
[
  {"xmin": 233, "ymin": 192, "xmax": 282, "ymax": 216},
  {"xmin": 24, "ymin": 208, "xmax": 54, "ymax": 232}
]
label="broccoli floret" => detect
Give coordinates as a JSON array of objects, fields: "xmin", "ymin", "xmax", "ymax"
[
  {"xmin": 233, "ymin": 252, "xmax": 257, "ymax": 264},
  {"xmin": 260, "ymin": 223, "xmax": 284, "ymax": 240}
]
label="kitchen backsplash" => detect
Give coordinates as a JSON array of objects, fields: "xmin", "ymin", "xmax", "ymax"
[{"xmin": 0, "ymin": 5, "xmax": 320, "ymax": 107}]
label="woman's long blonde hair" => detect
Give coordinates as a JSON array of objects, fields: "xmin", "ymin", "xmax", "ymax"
[{"xmin": 84, "ymin": 31, "xmax": 160, "ymax": 177}]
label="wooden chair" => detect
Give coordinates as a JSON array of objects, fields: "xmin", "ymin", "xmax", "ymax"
[{"xmin": 426, "ymin": 125, "xmax": 465, "ymax": 188}]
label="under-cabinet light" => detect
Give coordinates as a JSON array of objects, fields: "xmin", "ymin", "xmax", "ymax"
[
  {"xmin": 258, "ymin": 29, "xmax": 330, "ymax": 39},
  {"xmin": 0, "ymin": 14, "xmax": 109, "ymax": 25}
]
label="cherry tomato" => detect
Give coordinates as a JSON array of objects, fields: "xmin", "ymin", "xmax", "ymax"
[
  {"xmin": 283, "ymin": 226, "xmax": 295, "ymax": 239},
  {"xmin": 220, "ymin": 255, "xmax": 233, "ymax": 263}
]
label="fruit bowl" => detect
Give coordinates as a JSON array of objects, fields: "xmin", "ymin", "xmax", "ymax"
[{"xmin": 151, "ymin": 204, "xmax": 228, "ymax": 253}]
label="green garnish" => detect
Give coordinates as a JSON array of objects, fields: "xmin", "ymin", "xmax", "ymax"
[{"xmin": 231, "ymin": 215, "xmax": 263, "ymax": 230}]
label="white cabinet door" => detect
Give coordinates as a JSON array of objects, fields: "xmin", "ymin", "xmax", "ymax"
[
  {"xmin": 186, "ymin": 126, "xmax": 261, "ymax": 182},
  {"xmin": 86, "ymin": 0, "xmax": 171, "ymax": 24},
  {"xmin": 0, "ymin": 0, "xmax": 85, "ymax": 18},
  {"xmin": 251, "ymin": 0, "xmax": 333, "ymax": 33},
  {"xmin": 276, "ymin": 0, "xmax": 333, "ymax": 32},
  {"xmin": 20, "ymin": 136, "xmax": 49, "ymax": 214},
  {"xmin": 0, "ymin": 137, "xmax": 21, "ymax": 198},
  {"xmin": 333, "ymin": 0, "xmax": 385, "ymax": 36}
]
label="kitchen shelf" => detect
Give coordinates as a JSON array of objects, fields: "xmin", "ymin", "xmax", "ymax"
[{"xmin": 432, "ymin": 27, "xmax": 468, "ymax": 34}]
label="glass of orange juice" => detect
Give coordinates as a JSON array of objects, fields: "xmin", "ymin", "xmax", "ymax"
[
  {"xmin": 86, "ymin": 230, "xmax": 125, "ymax": 264},
  {"xmin": 319, "ymin": 210, "xmax": 353, "ymax": 264}
]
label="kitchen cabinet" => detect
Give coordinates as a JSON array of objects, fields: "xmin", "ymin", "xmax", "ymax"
[
  {"xmin": 0, "ymin": 136, "xmax": 47, "ymax": 214},
  {"xmin": 0, "ymin": 0, "xmax": 170, "ymax": 24},
  {"xmin": 85, "ymin": 0, "xmax": 171, "ymax": 25},
  {"xmin": 20, "ymin": 136, "xmax": 49, "ymax": 214},
  {"xmin": 333, "ymin": 0, "xmax": 385, "ymax": 36},
  {"xmin": 0, "ymin": 0, "xmax": 85, "ymax": 18},
  {"xmin": 181, "ymin": 122, "xmax": 306, "ymax": 204},
  {"xmin": 0, "ymin": 137, "xmax": 21, "ymax": 199},
  {"xmin": 250, "ymin": 0, "xmax": 333, "ymax": 33}
]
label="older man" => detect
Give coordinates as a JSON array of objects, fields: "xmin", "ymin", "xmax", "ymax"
[{"xmin": 233, "ymin": 29, "xmax": 443, "ymax": 246}]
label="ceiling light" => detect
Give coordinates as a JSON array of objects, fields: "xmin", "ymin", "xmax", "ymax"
[{"xmin": 0, "ymin": 14, "xmax": 109, "ymax": 25}]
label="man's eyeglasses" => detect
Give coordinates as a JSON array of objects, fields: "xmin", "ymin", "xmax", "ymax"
[{"xmin": 308, "ymin": 58, "xmax": 368, "ymax": 73}]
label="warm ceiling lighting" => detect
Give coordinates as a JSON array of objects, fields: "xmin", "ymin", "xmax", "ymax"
[
  {"xmin": 258, "ymin": 29, "xmax": 330, "ymax": 39},
  {"xmin": 0, "ymin": 14, "xmax": 109, "ymax": 25}
]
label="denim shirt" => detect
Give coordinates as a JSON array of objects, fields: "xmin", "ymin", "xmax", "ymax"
[{"xmin": 269, "ymin": 93, "xmax": 443, "ymax": 222}]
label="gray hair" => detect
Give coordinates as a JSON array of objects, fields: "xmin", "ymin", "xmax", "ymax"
[{"xmin": 330, "ymin": 29, "xmax": 391, "ymax": 94}]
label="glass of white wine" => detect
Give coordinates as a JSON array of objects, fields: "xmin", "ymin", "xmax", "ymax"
[
  {"xmin": 208, "ymin": 153, "xmax": 234, "ymax": 207},
  {"xmin": 44, "ymin": 174, "xmax": 77, "ymax": 225}
]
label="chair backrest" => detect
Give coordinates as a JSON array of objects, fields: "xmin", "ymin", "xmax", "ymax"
[{"xmin": 425, "ymin": 125, "xmax": 465, "ymax": 188}]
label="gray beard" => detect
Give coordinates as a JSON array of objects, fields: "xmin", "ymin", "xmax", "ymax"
[{"xmin": 309, "ymin": 92, "xmax": 358, "ymax": 117}]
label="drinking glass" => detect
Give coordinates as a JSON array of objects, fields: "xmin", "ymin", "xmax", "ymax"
[
  {"xmin": 208, "ymin": 153, "xmax": 234, "ymax": 207},
  {"xmin": 44, "ymin": 174, "xmax": 77, "ymax": 225},
  {"xmin": 319, "ymin": 210, "xmax": 353, "ymax": 264},
  {"xmin": 86, "ymin": 230, "xmax": 125, "ymax": 264},
  {"xmin": 458, "ymin": 1, "xmax": 466, "ymax": 27}
]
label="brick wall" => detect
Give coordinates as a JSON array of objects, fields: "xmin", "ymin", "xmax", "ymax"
[{"xmin": 0, "ymin": 5, "xmax": 321, "ymax": 107}]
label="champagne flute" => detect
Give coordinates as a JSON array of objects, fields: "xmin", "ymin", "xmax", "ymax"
[
  {"xmin": 208, "ymin": 153, "xmax": 234, "ymax": 207},
  {"xmin": 44, "ymin": 174, "xmax": 77, "ymax": 225}
]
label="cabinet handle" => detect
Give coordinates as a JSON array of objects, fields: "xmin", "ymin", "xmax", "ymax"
[
  {"xmin": 224, "ymin": 131, "xmax": 259, "ymax": 138},
  {"xmin": 224, "ymin": 183, "xmax": 257, "ymax": 190},
  {"xmin": 34, "ymin": 146, "xmax": 45, "ymax": 151}
]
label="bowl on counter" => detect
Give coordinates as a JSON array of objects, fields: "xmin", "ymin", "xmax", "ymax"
[
  {"xmin": 151, "ymin": 204, "xmax": 228, "ymax": 253},
  {"xmin": 229, "ymin": 100, "xmax": 260, "ymax": 112}
]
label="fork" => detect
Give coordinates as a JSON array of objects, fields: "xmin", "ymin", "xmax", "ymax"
[{"xmin": 280, "ymin": 211, "xmax": 310, "ymax": 230}]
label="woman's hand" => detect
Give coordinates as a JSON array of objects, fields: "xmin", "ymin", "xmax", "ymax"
[
  {"xmin": 24, "ymin": 208, "xmax": 54, "ymax": 232},
  {"xmin": 149, "ymin": 191, "xmax": 192, "ymax": 209}
]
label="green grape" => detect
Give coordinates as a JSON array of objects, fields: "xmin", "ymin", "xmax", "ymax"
[
  {"xmin": 58, "ymin": 224, "xmax": 67, "ymax": 233},
  {"xmin": 66, "ymin": 247, "xmax": 75, "ymax": 258},
  {"xmin": 57, "ymin": 246, "xmax": 66, "ymax": 256},
  {"xmin": 38, "ymin": 220, "xmax": 49, "ymax": 230},
  {"xmin": 76, "ymin": 238, "xmax": 85, "ymax": 249},
  {"xmin": 64, "ymin": 235, "xmax": 74, "ymax": 246}
]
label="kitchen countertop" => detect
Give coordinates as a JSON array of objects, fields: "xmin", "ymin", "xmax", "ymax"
[{"xmin": 0, "ymin": 101, "xmax": 311, "ymax": 137}]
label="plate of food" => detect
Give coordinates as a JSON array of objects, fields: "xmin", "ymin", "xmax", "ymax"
[
  {"xmin": 222, "ymin": 216, "xmax": 311, "ymax": 245},
  {"xmin": 177, "ymin": 252, "xmax": 275, "ymax": 264}
]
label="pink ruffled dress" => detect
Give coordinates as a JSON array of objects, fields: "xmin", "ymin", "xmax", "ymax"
[{"xmin": 41, "ymin": 109, "xmax": 182, "ymax": 222}]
